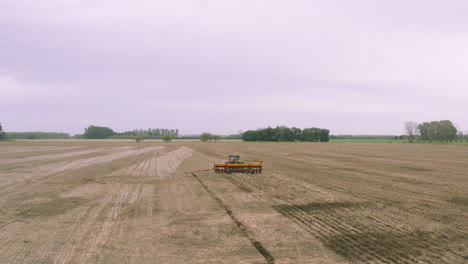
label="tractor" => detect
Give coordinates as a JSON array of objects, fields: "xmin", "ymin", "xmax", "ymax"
[{"xmin": 214, "ymin": 155, "xmax": 262, "ymax": 174}]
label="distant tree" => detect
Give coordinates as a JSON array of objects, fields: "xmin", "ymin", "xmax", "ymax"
[
  {"xmin": 111, "ymin": 127, "xmax": 179, "ymax": 139},
  {"xmin": 418, "ymin": 120, "xmax": 457, "ymax": 143},
  {"xmin": 278, "ymin": 126, "xmax": 294, "ymax": 141},
  {"xmin": 319, "ymin": 129, "xmax": 330, "ymax": 142},
  {"xmin": 134, "ymin": 134, "xmax": 144, "ymax": 143},
  {"xmin": 241, "ymin": 130, "xmax": 258, "ymax": 141},
  {"xmin": 301, "ymin": 128, "xmax": 321, "ymax": 142},
  {"xmin": 457, "ymin": 130, "xmax": 464, "ymax": 142},
  {"xmin": 199, "ymin": 132, "xmax": 213, "ymax": 142},
  {"xmin": 162, "ymin": 135, "xmax": 172, "ymax": 142},
  {"xmin": 440, "ymin": 120, "xmax": 457, "ymax": 142},
  {"xmin": 291, "ymin": 127, "xmax": 302, "ymax": 141},
  {"xmin": 84, "ymin": 125, "xmax": 115, "ymax": 139},
  {"xmin": 418, "ymin": 122, "xmax": 430, "ymax": 141},
  {"xmin": 212, "ymin": 135, "xmax": 221, "ymax": 141},
  {"xmin": 0, "ymin": 123, "xmax": 6, "ymax": 141},
  {"xmin": 404, "ymin": 121, "xmax": 419, "ymax": 143}
]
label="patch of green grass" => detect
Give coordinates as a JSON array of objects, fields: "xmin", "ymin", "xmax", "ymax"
[
  {"xmin": 330, "ymin": 139, "xmax": 468, "ymax": 144},
  {"xmin": 330, "ymin": 139, "xmax": 406, "ymax": 143}
]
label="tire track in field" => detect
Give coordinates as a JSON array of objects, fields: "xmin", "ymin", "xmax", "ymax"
[
  {"xmin": 0, "ymin": 204, "xmax": 90, "ymax": 264},
  {"xmin": 0, "ymin": 148, "xmax": 107, "ymax": 165},
  {"xmin": 0, "ymin": 146, "xmax": 152, "ymax": 185},
  {"xmin": 0, "ymin": 146, "xmax": 160, "ymax": 263},
  {"xmin": 54, "ymin": 149, "xmax": 157, "ymax": 263},
  {"xmin": 55, "ymin": 147, "xmax": 168, "ymax": 263},
  {"xmin": 52, "ymin": 197, "xmax": 114, "ymax": 264},
  {"xmin": 225, "ymin": 175, "xmax": 393, "ymax": 263},
  {"xmin": 109, "ymin": 146, "xmax": 164, "ymax": 177},
  {"xmin": 295, "ymin": 161, "xmax": 468, "ymax": 250},
  {"xmin": 224, "ymin": 173, "xmax": 458, "ymax": 263},
  {"xmin": 157, "ymin": 147, "xmax": 194, "ymax": 178},
  {"xmin": 255, "ymin": 175, "xmax": 449, "ymax": 263},
  {"xmin": 264, "ymin": 168, "xmax": 462, "ymax": 260},
  {"xmin": 111, "ymin": 146, "xmax": 194, "ymax": 178},
  {"xmin": 200, "ymin": 143, "xmax": 468, "ymax": 263},
  {"xmin": 238, "ymin": 173, "xmax": 467, "ymax": 263},
  {"xmin": 75, "ymin": 146, "xmax": 183, "ymax": 262},
  {"xmin": 287, "ymin": 153, "xmax": 468, "ymax": 233},
  {"xmin": 0, "ymin": 146, "xmax": 84, "ymax": 155},
  {"xmin": 191, "ymin": 172, "xmax": 275, "ymax": 264}
]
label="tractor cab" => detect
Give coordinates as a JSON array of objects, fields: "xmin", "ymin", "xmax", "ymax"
[{"xmin": 226, "ymin": 155, "xmax": 244, "ymax": 164}]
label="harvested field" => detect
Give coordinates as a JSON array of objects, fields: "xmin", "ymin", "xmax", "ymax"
[{"xmin": 0, "ymin": 141, "xmax": 467, "ymax": 263}]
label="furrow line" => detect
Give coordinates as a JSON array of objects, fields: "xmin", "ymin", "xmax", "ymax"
[
  {"xmin": 227, "ymin": 175, "xmax": 404, "ymax": 263},
  {"xmin": 191, "ymin": 172, "xmax": 275, "ymax": 264}
]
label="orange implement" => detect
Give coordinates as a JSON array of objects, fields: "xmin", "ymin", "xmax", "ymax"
[{"xmin": 214, "ymin": 155, "xmax": 262, "ymax": 174}]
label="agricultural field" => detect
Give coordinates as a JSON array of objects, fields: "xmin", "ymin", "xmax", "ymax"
[{"xmin": 0, "ymin": 141, "xmax": 467, "ymax": 263}]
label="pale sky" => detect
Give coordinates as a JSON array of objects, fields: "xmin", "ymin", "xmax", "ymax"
[{"xmin": 1, "ymin": 0, "xmax": 467, "ymax": 135}]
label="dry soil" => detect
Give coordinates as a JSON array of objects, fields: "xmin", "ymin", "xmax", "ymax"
[{"xmin": 0, "ymin": 141, "xmax": 467, "ymax": 263}]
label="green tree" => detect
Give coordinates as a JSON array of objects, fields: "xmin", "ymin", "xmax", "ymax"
[
  {"xmin": 291, "ymin": 127, "xmax": 302, "ymax": 141},
  {"xmin": 439, "ymin": 120, "xmax": 457, "ymax": 142},
  {"xmin": 418, "ymin": 120, "xmax": 457, "ymax": 143},
  {"xmin": 278, "ymin": 126, "xmax": 294, "ymax": 141},
  {"xmin": 457, "ymin": 130, "xmax": 464, "ymax": 142},
  {"xmin": 319, "ymin": 129, "xmax": 330, "ymax": 142},
  {"xmin": 199, "ymin": 132, "xmax": 213, "ymax": 142},
  {"xmin": 242, "ymin": 130, "xmax": 258, "ymax": 141},
  {"xmin": 418, "ymin": 122, "xmax": 430, "ymax": 141},
  {"xmin": 134, "ymin": 134, "xmax": 144, "ymax": 143},
  {"xmin": 0, "ymin": 123, "xmax": 6, "ymax": 141},
  {"xmin": 162, "ymin": 135, "xmax": 172, "ymax": 142},
  {"xmin": 301, "ymin": 128, "xmax": 321, "ymax": 142},
  {"xmin": 84, "ymin": 125, "xmax": 115, "ymax": 139}
]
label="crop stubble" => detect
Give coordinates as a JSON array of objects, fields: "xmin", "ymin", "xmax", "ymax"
[{"xmin": 0, "ymin": 141, "xmax": 467, "ymax": 263}]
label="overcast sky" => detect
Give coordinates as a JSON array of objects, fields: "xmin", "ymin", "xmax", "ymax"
[{"xmin": 1, "ymin": 0, "xmax": 467, "ymax": 135}]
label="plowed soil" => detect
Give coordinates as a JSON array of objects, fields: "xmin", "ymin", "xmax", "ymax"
[{"xmin": 0, "ymin": 141, "xmax": 467, "ymax": 263}]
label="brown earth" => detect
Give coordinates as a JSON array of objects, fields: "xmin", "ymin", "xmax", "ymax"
[{"xmin": 0, "ymin": 141, "xmax": 467, "ymax": 263}]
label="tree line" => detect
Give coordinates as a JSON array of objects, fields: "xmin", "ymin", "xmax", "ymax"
[
  {"xmin": 80, "ymin": 126, "xmax": 179, "ymax": 139},
  {"xmin": 242, "ymin": 126, "xmax": 330, "ymax": 142},
  {"xmin": 0, "ymin": 125, "xmax": 70, "ymax": 140},
  {"xmin": 199, "ymin": 132, "xmax": 221, "ymax": 142},
  {"xmin": 5, "ymin": 132, "xmax": 70, "ymax": 140},
  {"xmin": 405, "ymin": 120, "xmax": 463, "ymax": 143},
  {"xmin": 0, "ymin": 123, "xmax": 70, "ymax": 140},
  {"xmin": 82, "ymin": 125, "xmax": 115, "ymax": 139},
  {"xmin": 113, "ymin": 128, "xmax": 179, "ymax": 139}
]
